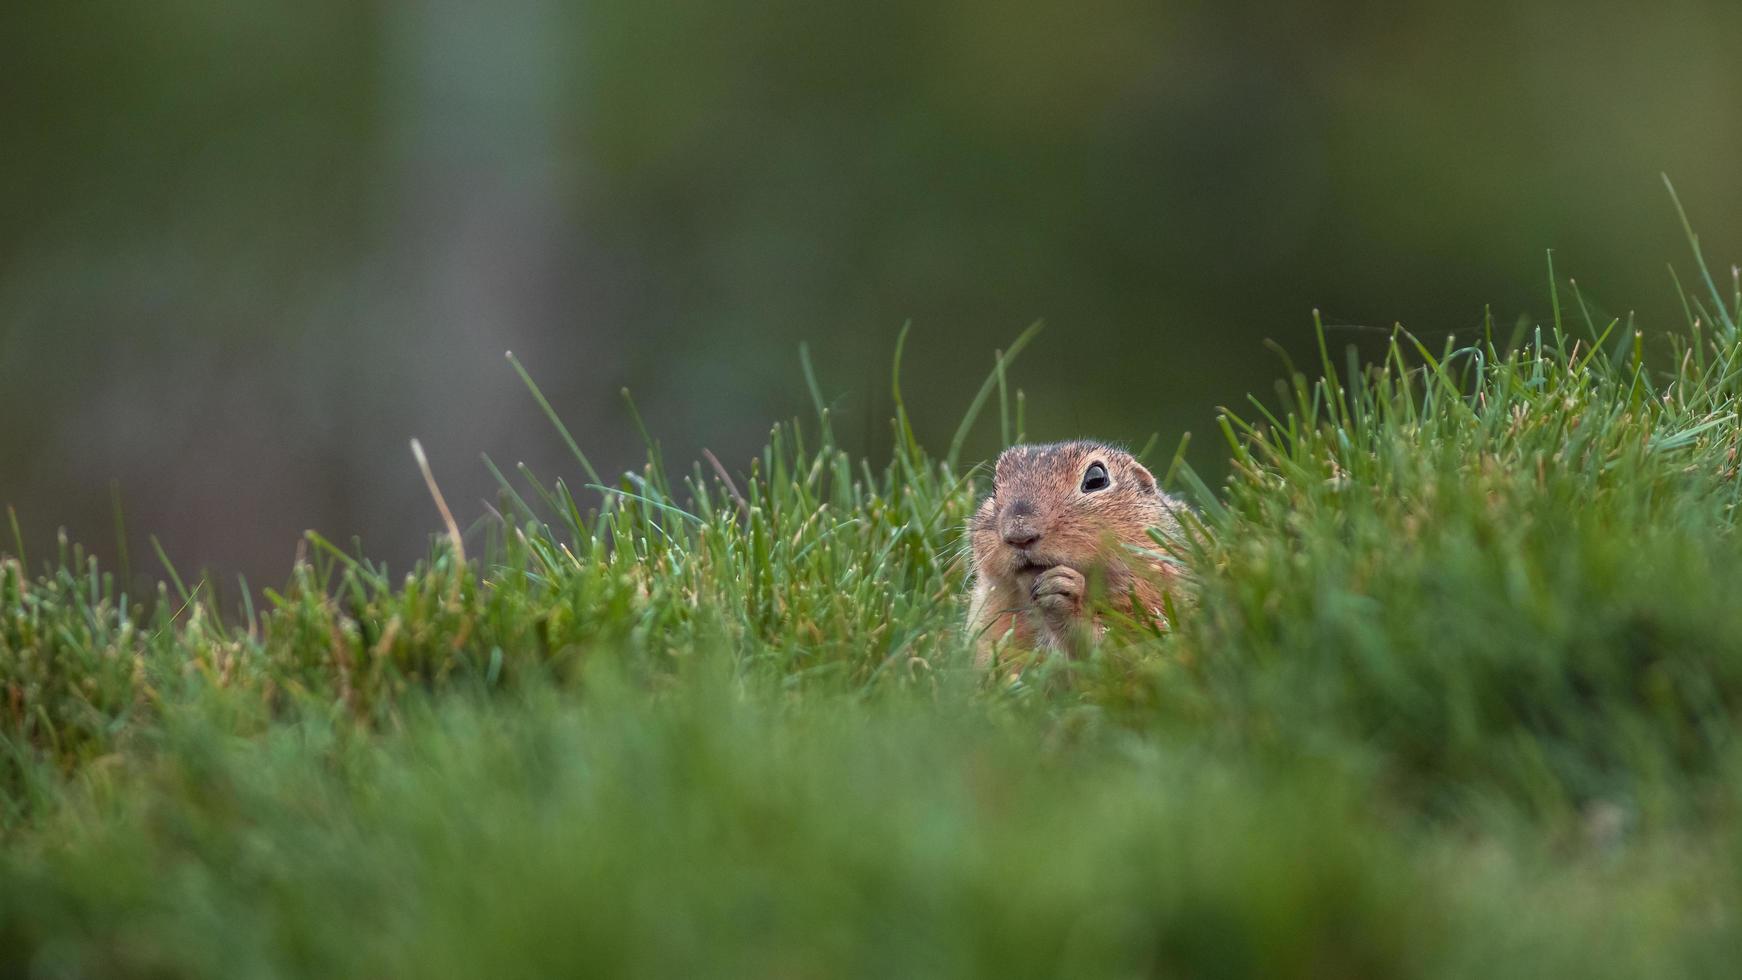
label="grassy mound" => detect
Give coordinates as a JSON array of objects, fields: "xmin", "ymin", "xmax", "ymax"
[{"xmin": 4, "ymin": 226, "xmax": 1742, "ymax": 975}]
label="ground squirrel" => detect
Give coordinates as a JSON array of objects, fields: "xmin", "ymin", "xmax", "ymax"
[{"xmin": 965, "ymin": 441, "xmax": 1194, "ymax": 663}]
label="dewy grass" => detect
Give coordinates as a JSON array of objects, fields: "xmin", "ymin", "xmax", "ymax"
[{"xmin": 4, "ymin": 204, "xmax": 1742, "ymax": 974}]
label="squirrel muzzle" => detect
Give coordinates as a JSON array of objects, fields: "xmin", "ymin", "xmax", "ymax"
[{"xmin": 998, "ymin": 498, "xmax": 1043, "ymax": 549}]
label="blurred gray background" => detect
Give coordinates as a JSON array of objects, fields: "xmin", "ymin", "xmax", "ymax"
[{"xmin": 3, "ymin": 0, "xmax": 1739, "ymax": 587}]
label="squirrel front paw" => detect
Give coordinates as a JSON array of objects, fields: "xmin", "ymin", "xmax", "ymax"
[{"xmin": 1030, "ymin": 565, "xmax": 1086, "ymax": 632}]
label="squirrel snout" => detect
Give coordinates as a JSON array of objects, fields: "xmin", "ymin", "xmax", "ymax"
[{"xmin": 999, "ymin": 500, "xmax": 1042, "ymax": 547}]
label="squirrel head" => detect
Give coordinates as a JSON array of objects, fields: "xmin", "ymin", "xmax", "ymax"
[{"xmin": 968, "ymin": 440, "xmax": 1168, "ymax": 587}]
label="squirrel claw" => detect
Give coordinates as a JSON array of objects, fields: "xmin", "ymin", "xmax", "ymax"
[
  {"xmin": 1031, "ymin": 565, "xmax": 1085, "ymax": 621},
  {"xmin": 1030, "ymin": 564, "xmax": 1083, "ymax": 598}
]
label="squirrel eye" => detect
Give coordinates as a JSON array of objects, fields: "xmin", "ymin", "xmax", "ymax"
[{"xmin": 1080, "ymin": 462, "xmax": 1110, "ymax": 493}]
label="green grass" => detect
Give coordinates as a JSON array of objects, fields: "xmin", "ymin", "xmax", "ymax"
[{"xmin": 5, "ymin": 209, "xmax": 1742, "ymax": 975}]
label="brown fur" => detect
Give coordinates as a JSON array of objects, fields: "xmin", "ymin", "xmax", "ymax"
[{"xmin": 965, "ymin": 441, "xmax": 1193, "ymax": 666}]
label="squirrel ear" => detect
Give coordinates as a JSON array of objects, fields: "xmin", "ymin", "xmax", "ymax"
[{"xmin": 1128, "ymin": 460, "xmax": 1159, "ymax": 495}]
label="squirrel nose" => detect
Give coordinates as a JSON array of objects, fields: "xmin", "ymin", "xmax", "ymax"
[{"xmin": 1000, "ymin": 499, "xmax": 1039, "ymax": 547}]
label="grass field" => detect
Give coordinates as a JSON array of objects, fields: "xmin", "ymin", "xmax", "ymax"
[{"xmin": 5, "ymin": 215, "xmax": 1742, "ymax": 976}]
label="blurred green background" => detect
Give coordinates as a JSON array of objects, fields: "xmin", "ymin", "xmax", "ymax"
[{"xmin": 2, "ymin": 0, "xmax": 1739, "ymax": 584}]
